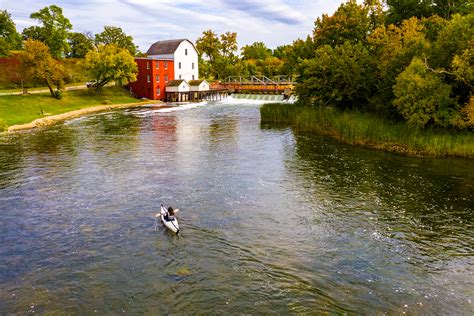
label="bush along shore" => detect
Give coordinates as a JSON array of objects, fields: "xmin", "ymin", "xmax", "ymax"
[
  {"xmin": 0, "ymin": 87, "xmax": 155, "ymax": 132},
  {"xmin": 260, "ymin": 103, "xmax": 474, "ymax": 158}
]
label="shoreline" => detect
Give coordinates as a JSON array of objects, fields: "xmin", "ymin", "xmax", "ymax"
[{"xmin": 6, "ymin": 100, "xmax": 161, "ymax": 132}]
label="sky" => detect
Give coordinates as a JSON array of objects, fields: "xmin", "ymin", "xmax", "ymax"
[{"xmin": 2, "ymin": 0, "xmax": 349, "ymax": 52}]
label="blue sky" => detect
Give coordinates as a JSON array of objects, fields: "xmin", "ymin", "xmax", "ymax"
[{"xmin": 3, "ymin": 0, "xmax": 348, "ymax": 52}]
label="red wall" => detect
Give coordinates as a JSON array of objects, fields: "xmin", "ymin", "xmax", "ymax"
[{"xmin": 128, "ymin": 59, "xmax": 175, "ymax": 100}]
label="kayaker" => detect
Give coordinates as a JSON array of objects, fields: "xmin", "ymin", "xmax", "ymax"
[{"xmin": 165, "ymin": 206, "xmax": 175, "ymax": 221}]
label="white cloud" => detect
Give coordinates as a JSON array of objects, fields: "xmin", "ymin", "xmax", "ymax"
[{"xmin": 4, "ymin": 0, "xmax": 349, "ymax": 51}]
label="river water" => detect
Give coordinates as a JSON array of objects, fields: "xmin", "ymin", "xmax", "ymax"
[{"xmin": 0, "ymin": 99, "xmax": 472, "ymax": 314}]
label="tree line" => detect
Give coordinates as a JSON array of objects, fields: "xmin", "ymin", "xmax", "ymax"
[
  {"xmin": 195, "ymin": 1, "xmax": 472, "ymax": 130},
  {"xmin": 0, "ymin": 5, "xmax": 138, "ymax": 98}
]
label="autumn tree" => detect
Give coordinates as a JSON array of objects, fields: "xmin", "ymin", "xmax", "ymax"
[
  {"xmin": 393, "ymin": 58, "xmax": 461, "ymax": 127},
  {"xmin": 20, "ymin": 39, "xmax": 67, "ymax": 98},
  {"xmin": 22, "ymin": 5, "xmax": 72, "ymax": 58},
  {"xmin": 83, "ymin": 44, "xmax": 138, "ymax": 89},
  {"xmin": 95, "ymin": 26, "xmax": 138, "ymax": 56},
  {"xmin": 0, "ymin": 10, "xmax": 22, "ymax": 56}
]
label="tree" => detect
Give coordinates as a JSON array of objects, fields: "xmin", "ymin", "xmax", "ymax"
[
  {"xmin": 196, "ymin": 30, "xmax": 239, "ymax": 79},
  {"xmin": 94, "ymin": 26, "xmax": 137, "ymax": 56},
  {"xmin": 83, "ymin": 44, "xmax": 138, "ymax": 89},
  {"xmin": 241, "ymin": 42, "xmax": 272, "ymax": 61},
  {"xmin": 68, "ymin": 32, "xmax": 94, "ymax": 58},
  {"xmin": 313, "ymin": 0, "xmax": 377, "ymax": 47},
  {"xmin": 296, "ymin": 42, "xmax": 374, "ymax": 109},
  {"xmin": 385, "ymin": 0, "xmax": 433, "ymax": 25},
  {"xmin": 20, "ymin": 39, "xmax": 67, "ymax": 98},
  {"xmin": 393, "ymin": 57, "xmax": 460, "ymax": 128},
  {"xmin": 0, "ymin": 10, "xmax": 22, "ymax": 56},
  {"xmin": 367, "ymin": 17, "xmax": 430, "ymax": 113},
  {"xmin": 22, "ymin": 5, "xmax": 72, "ymax": 59}
]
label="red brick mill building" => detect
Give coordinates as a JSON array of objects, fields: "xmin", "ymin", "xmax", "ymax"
[{"xmin": 127, "ymin": 39, "xmax": 199, "ymax": 101}]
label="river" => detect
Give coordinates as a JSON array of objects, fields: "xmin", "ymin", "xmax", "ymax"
[{"xmin": 0, "ymin": 99, "xmax": 472, "ymax": 314}]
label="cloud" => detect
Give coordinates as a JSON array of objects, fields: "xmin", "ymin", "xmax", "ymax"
[
  {"xmin": 220, "ymin": 0, "xmax": 306, "ymax": 25},
  {"xmin": 4, "ymin": 0, "xmax": 348, "ymax": 51}
]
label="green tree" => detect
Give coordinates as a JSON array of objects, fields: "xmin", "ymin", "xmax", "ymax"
[
  {"xmin": 83, "ymin": 44, "xmax": 138, "ymax": 89},
  {"xmin": 196, "ymin": 30, "xmax": 239, "ymax": 79},
  {"xmin": 296, "ymin": 42, "xmax": 374, "ymax": 110},
  {"xmin": 393, "ymin": 57, "xmax": 461, "ymax": 128},
  {"xmin": 20, "ymin": 39, "xmax": 67, "ymax": 98},
  {"xmin": 313, "ymin": 0, "xmax": 378, "ymax": 47},
  {"xmin": 0, "ymin": 10, "xmax": 22, "ymax": 56},
  {"xmin": 95, "ymin": 26, "xmax": 138, "ymax": 56},
  {"xmin": 22, "ymin": 5, "xmax": 72, "ymax": 59},
  {"xmin": 68, "ymin": 32, "xmax": 94, "ymax": 58},
  {"xmin": 241, "ymin": 42, "xmax": 272, "ymax": 61}
]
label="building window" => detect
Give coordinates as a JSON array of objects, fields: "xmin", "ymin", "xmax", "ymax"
[
  {"xmin": 155, "ymin": 75, "xmax": 159, "ymax": 82},
  {"xmin": 146, "ymin": 61, "xmax": 150, "ymax": 69},
  {"xmin": 164, "ymin": 74, "xmax": 168, "ymax": 82},
  {"xmin": 185, "ymin": 49, "xmax": 188, "ymax": 55},
  {"xmin": 192, "ymin": 75, "xmax": 195, "ymax": 80},
  {"xmin": 179, "ymin": 62, "xmax": 181, "ymax": 69},
  {"xmin": 179, "ymin": 75, "xmax": 182, "ymax": 79},
  {"xmin": 155, "ymin": 61, "xmax": 159, "ymax": 69},
  {"xmin": 192, "ymin": 62, "xmax": 194, "ymax": 69},
  {"xmin": 164, "ymin": 61, "xmax": 168, "ymax": 69},
  {"xmin": 157, "ymin": 87, "xmax": 160, "ymax": 95},
  {"xmin": 147, "ymin": 74, "xmax": 150, "ymax": 83}
]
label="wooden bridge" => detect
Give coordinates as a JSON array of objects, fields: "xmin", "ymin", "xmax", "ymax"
[{"xmin": 211, "ymin": 75, "xmax": 295, "ymax": 94}]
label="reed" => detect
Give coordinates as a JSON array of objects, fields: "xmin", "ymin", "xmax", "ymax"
[{"xmin": 260, "ymin": 103, "xmax": 474, "ymax": 158}]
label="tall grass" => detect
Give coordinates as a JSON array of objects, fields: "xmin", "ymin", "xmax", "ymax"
[{"xmin": 261, "ymin": 103, "xmax": 474, "ymax": 158}]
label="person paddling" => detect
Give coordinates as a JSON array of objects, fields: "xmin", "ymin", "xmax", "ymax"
[{"xmin": 166, "ymin": 206, "xmax": 175, "ymax": 221}]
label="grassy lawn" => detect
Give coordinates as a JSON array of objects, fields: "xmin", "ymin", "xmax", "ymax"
[
  {"xmin": 0, "ymin": 82, "xmax": 88, "ymax": 94},
  {"xmin": 261, "ymin": 103, "xmax": 474, "ymax": 158},
  {"xmin": 0, "ymin": 87, "xmax": 143, "ymax": 128}
]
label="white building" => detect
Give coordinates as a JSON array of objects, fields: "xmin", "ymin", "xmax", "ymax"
[
  {"xmin": 165, "ymin": 79, "xmax": 190, "ymax": 93},
  {"xmin": 147, "ymin": 39, "xmax": 199, "ymax": 81},
  {"xmin": 189, "ymin": 80, "xmax": 210, "ymax": 92}
]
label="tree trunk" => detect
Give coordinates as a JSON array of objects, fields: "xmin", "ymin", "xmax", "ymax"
[{"xmin": 45, "ymin": 80, "xmax": 56, "ymax": 98}]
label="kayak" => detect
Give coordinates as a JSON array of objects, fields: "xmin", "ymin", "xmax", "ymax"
[{"xmin": 160, "ymin": 205, "xmax": 180, "ymax": 234}]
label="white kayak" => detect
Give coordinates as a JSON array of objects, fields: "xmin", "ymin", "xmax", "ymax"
[{"xmin": 159, "ymin": 205, "xmax": 180, "ymax": 234}]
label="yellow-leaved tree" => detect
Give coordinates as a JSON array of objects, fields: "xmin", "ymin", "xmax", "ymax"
[
  {"xmin": 83, "ymin": 44, "xmax": 137, "ymax": 90},
  {"xmin": 20, "ymin": 39, "xmax": 67, "ymax": 99}
]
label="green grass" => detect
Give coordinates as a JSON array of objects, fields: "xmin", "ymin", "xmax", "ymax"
[
  {"xmin": 0, "ymin": 87, "xmax": 142, "ymax": 128},
  {"xmin": 261, "ymin": 103, "xmax": 474, "ymax": 158}
]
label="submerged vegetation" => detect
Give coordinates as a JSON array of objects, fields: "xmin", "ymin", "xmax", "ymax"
[{"xmin": 261, "ymin": 103, "xmax": 474, "ymax": 158}]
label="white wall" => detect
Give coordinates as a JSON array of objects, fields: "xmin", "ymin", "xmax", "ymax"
[{"xmin": 174, "ymin": 40, "xmax": 199, "ymax": 81}]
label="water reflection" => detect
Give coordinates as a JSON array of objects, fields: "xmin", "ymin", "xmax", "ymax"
[{"xmin": 0, "ymin": 103, "xmax": 472, "ymax": 314}]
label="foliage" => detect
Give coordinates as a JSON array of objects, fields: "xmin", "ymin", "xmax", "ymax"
[
  {"xmin": 21, "ymin": 5, "xmax": 72, "ymax": 59},
  {"xmin": 68, "ymin": 32, "xmax": 94, "ymax": 58},
  {"xmin": 241, "ymin": 42, "xmax": 272, "ymax": 61},
  {"xmin": 313, "ymin": 0, "xmax": 382, "ymax": 47},
  {"xmin": 385, "ymin": 0, "xmax": 472, "ymax": 24},
  {"xmin": 20, "ymin": 39, "xmax": 67, "ymax": 98},
  {"xmin": 393, "ymin": 58, "xmax": 460, "ymax": 128},
  {"xmin": 83, "ymin": 44, "xmax": 138, "ymax": 88},
  {"xmin": 196, "ymin": 30, "xmax": 239, "ymax": 79},
  {"xmin": 95, "ymin": 26, "xmax": 138, "ymax": 56},
  {"xmin": 0, "ymin": 10, "xmax": 22, "ymax": 56},
  {"xmin": 261, "ymin": 103, "xmax": 474, "ymax": 158},
  {"xmin": 297, "ymin": 42, "xmax": 374, "ymax": 110}
]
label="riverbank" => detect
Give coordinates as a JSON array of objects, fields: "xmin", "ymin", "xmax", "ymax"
[
  {"xmin": 260, "ymin": 103, "xmax": 474, "ymax": 158},
  {"xmin": 0, "ymin": 87, "xmax": 158, "ymax": 132}
]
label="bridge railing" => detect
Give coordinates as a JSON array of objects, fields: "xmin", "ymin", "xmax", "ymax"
[{"xmin": 221, "ymin": 75, "xmax": 295, "ymax": 85}]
